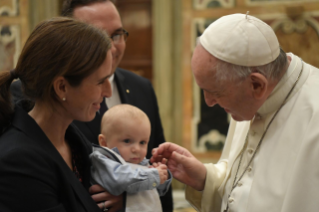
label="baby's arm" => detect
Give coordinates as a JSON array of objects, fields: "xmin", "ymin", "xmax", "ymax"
[
  {"xmin": 90, "ymin": 151, "xmax": 162, "ymax": 195},
  {"xmin": 150, "ymin": 162, "xmax": 173, "ymax": 196}
]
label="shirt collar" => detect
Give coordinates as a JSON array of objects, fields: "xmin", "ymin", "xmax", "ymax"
[
  {"xmin": 108, "ymin": 74, "xmax": 115, "ymax": 83},
  {"xmin": 111, "ymin": 147, "xmax": 120, "ymax": 155}
]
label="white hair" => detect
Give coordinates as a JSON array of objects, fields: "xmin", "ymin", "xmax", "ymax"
[{"xmin": 214, "ymin": 47, "xmax": 288, "ymax": 83}]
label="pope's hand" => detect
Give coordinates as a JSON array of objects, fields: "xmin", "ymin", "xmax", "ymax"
[{"xmin": 151, "ymin": 142, "xmax": 207, "ymax": 191}]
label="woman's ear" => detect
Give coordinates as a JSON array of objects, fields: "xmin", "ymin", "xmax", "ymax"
[
  {"xmin": 249, "ymin": 72, "xmax": 268, "ymax": 100},
  {"xmin": 98, "ymin": 134, "xmax": 107, "ymax": 147},
  {"xmin": 53, "ymin": 76, "xmax": 67, "ymax": 101}
]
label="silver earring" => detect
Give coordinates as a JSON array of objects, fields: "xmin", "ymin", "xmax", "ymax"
[{"xmin": 62, "ymin": 97, "xmax": 66, "ymax": 101}]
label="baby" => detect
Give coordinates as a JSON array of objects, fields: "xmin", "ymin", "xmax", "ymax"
[{"xmin": 90, "ymin": 104, "xmax": 172, "ymax": 212}]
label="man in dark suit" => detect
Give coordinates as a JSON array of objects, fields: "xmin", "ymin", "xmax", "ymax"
[{"xmin": 11, "ymin": 0, "xmax": 173, "ymax": 210}]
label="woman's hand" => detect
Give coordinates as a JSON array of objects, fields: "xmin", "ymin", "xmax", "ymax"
[
  {"xmin": 89, "ymin": 184, "xmax": 123, "ymax": 212},
  {"xmin": 151, "ymin": 142, "xmax": 207, "ymax": 191}
]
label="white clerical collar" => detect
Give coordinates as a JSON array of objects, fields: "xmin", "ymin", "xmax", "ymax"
[{"xmin": 257, "ymin": 53, "xmax": 308, "ymax": 117}]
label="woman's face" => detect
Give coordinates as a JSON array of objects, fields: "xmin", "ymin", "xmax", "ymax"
[{"xmin": 64, "ymin": 51, "xmax": 112, "ymax": 122}]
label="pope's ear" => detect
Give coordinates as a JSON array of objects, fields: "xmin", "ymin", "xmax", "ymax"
[
  {"xmin": 53, "ymin": 76, "xmax": 68, "ymax": 101},
  {"xmin": 249, "ymin": 72, "xmax": 268, "ymax": 100}
]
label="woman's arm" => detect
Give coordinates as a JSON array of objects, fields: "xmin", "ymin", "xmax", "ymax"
[{"xmin": 0, "ymin": 148, "xmax": 67, "ymax": 212}]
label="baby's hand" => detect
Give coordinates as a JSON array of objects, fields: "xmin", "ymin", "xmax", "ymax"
[
  {"xmin": 154, "ymin": 163, "xmax": 168, "ymax": 184},
  {"xmin": 148, "ymin": 158, "xmax": 167, "ymax": 169}
]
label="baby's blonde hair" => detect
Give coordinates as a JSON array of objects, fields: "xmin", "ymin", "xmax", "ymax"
[{"xmin": 101, "ymin": 104, "xmax": 150, "ymax": 136}]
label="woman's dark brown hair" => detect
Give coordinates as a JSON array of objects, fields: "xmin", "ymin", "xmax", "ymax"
[{"xmin": 0, "ymin": 17, "xmax": 111, "ymax": 130}]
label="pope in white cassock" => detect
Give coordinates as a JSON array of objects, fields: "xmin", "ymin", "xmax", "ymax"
[{"xmin": 151, "ymin": 13, "xmax": 319, "ymax": 212}]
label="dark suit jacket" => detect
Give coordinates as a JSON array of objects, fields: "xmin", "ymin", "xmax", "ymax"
[
  {"xmin": 10, "ymin": 68, "xmax": 173, "ymax": 211},
  {"xmin": 0, "ymin": 107, "xmax": 101, "ymax": 212}
]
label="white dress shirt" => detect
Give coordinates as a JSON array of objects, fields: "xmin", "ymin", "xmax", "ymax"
[{"xmin": 105, "ymin": 74, "xmax": 121, "ymax": 109}]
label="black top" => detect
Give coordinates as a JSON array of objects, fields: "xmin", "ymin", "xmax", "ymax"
[{"xmin": 0, "ymin": 106, "xmax": 101, "ymax": 212}]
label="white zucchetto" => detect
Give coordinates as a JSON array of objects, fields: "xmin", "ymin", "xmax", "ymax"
[{"xmin": 199, "ymin": 13, "xmax": 280, "ymax": 67}]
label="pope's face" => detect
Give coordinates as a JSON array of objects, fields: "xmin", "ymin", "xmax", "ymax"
[
  {"xmin": 191, "ymin": 44, "xmax": 259, "ymax": 121},
  {"xmin": 73, "ymin": 1, "xmax": 125, "ymax": 75}
]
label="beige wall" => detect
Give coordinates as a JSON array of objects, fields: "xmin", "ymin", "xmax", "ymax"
[
  {"xmin": 28, "ymin": 0, "xmax": 60, "ymax": 31},
  {"xmin": 0, "ymin": 0, "xmax": 60, "ymax": 72},
  {"xmin": 0, "ymin": 0, "xmax": 29, "ymax": 72}
]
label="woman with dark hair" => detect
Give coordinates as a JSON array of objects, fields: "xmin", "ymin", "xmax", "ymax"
[{"xmin": 0, "ymin": 17, "xmax": 113, "ymax": 212}]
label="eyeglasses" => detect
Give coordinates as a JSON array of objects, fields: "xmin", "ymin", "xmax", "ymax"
[{"xmin": 110, "ymin": 29, "xmax": 129, "ymax": 44}]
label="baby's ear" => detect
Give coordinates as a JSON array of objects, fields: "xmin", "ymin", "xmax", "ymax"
[{"xmin": 98, "ymin": 134, "xmax": 107, "ymax": 147}]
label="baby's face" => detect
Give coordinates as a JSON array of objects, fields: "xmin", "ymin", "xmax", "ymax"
[{"xmin": 106, "ymin": 117, "xmax": 151, "ymax": 164}]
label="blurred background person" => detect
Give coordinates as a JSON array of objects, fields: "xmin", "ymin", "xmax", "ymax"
[{"xmin": 63, "ymin": 1, "xmax": 173, "ymax": 210}]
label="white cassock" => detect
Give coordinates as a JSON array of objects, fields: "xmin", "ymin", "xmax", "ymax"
[{"xmin": 185, "ymin": 53, "xmax": 319, "ymax": 212}]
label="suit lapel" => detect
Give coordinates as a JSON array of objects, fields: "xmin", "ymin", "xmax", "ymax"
[
  {"xmin": 115, "ymin": 69, "xmax": 131, "ymax": 104},
  {"xmin": 12, "ymin": 107, "xmax": 100, "ymax": 212}
]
